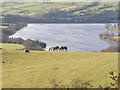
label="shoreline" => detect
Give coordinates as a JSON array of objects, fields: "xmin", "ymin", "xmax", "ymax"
[
  {"xmin": 99, "ymin": 35, "xmax": 118, "ymax": 44},
  {"xmin": 2, "ymin": 22, "xmax": 117, "ymax": 52},
  {"xmin": 2, "ymin": 22, "xmax": 47, "ymax": 51},
  {"xmin": 99, "ymin": 34, "xmax": 119, "ymax": 52}
]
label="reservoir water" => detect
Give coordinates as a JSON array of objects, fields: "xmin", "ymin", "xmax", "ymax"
[{"xmin": 10, "ymin": 23, "xmax": 116, "ymax": 52}]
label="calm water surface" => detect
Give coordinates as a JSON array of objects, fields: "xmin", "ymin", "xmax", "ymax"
[{"xmin": 10, "ymin": 24, "xmax": 115, "ymax": 52}]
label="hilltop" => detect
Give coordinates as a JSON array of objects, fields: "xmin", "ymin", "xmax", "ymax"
[{"xmin": 1, "ymin": 2, "xmax": 118, "ymax": 23}]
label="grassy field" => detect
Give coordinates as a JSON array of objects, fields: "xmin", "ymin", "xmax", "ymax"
[
  {"xmin": 1, "ymin": 43, "xmax": 118, "ymax": 88},
  {"xmin": 0, "ymin": 23, "xmax": 15, "ymax": 29},
  {"xmin": 2, "ymin": 2, "xmax": 118, "ymax": 17},
  {"xmin": 113, "ymin": 36, "xmax": 120, "ymax": 39},
  {"xmin": 0, "ymin": 26, "xmax": 8, "ymax": 29},
  {"xmin": 2, "ymin": 2, "xmax": 73, "ymax": 16}
]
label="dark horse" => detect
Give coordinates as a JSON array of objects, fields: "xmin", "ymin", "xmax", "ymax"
[
  {"xmin": 49, "ymin": 46, "xmax": 59, "ymax": 51},
  {"xmin": 24, "ymin": 49, "xmax": 30, "ymax": 53},
  {"xmin": 59, "ymin": 46, "xmax": 67, "ymax": 51}
]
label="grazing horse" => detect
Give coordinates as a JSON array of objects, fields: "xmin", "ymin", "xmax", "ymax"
[
  {"xmin": 24, "ymin": 49, "xmax": 30, "ymax": 53},
  {"xmin": 49, "ymin": 46, "xmax": 54, "ymax": 51},
  {"xmin": 49, "ymin": 46, "xmax": 59, "ymax": 51},
  {"xmin": 54, "ymin": 46, "xmax": 59, "ymax": 51},
  {"xmin": 59, "ymin": 46, "xmax": 67, "ymax": 51}
]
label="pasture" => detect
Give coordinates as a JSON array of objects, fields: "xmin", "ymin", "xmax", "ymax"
[
  {"xmin": 2, "ymin": 2, "xmax": 118, "ymax": 17},
  {"xmin": 1, "ymin": 43, "xmax": 118, "ymax": 88},
  {"xmin": 1, "ymin": 43, "xmax": 25, "ymax": 50},
  {"xmin": 0, "ymin": 26, "xmax": 9, "ymax": 29}
]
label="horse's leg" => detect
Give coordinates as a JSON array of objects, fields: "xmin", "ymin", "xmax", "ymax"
[
  {"xmin": 64, "ymin": 48, "xmax": 66, "ymax": 51},
  {"xmin": 55, "ymin": 48, "xmax": 57, "ymax": 51},
  {"xmin": 55, "ymin": 49, "xmax": 57, "ymax": 51},
  {"xmin": 65, "ymin": 48, "xmax": 67, "ymax": 51},
  {"xmin": 58, "ymin": 49, "xmax": 60, "ymax": 52},
  {"xmin": 49, "ymin": 48, "xmax": 51, "ymax": 51},
  {"xmin": 59, "ymin": 48, "xmax": 62, "ymax": 52}
]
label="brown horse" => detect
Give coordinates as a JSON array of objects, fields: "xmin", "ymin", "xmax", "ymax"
[
  {"xmin": 59, "ymin": 46, "xmax": 67, "ymax": 51},
  {"xmin": 49, "ymin": 46, "xmax": 54, "ymax": 51},
  {"xmin": 49, "ymin": 46, "xmax": 59, "ymax": 51}
]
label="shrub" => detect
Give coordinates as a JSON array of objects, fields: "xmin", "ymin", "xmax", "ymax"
[
  {"xmin": 100, "ymin": 71, "xmax": 119, "ymax": 89},
  {"xmin": 51, "ymin": 78, "xmax": 93, "ymax": 88}
]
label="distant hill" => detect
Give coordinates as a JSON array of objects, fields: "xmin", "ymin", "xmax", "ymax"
[{"xmin": 2, "ymin": 2, "xmax": 118, "ymax": 23}]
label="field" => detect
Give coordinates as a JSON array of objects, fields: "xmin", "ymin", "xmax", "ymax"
[
  {"xmin": 1, "ymin": 2, "xmax": 118, "ymax": 23},
  {"xmin": 0, "ymin": 23, "xmax": 14, "ymax": 29},
  {"xmin": 1, "ymin": 43, "xmax": 118, "ymax": 88},
  {"xmin": 2, "ymin": 2, "xmax": 74, "ymax": 16},
  {"xmin": 2, "ymin": 2, "xmax": 118, "ymax": 17},
  {"xmin": 113, "ymin": 36, "xmax": 120, "ymax": 39},
  {"xmin": 0, "ymin": 26, "xmax": 8, "ymax": 29}
]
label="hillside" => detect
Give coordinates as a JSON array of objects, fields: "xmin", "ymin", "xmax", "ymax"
[
  {"xmin": 1, "ymin": 43, "xmax": 118, "ymax": 88},
  {"xmin": 1, "ymin": 2, "xmax": 118, "ymax": 23}
]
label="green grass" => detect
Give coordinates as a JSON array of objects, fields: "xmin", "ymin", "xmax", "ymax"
[
  {"xmin": 72, "ymin": 2, "xmax": 118, "ymax": 16},
  {"xmin": 2, "ymin": 2, "xmax": 73, "ymax": 16},
  {"xmin": 0, "ymin": 23, "xmax": 15, "ymax": 29},
  {"xmin": 2, "ymin": 44, "xmax": 118, "ymax": 88},
  {"xmin": 1, "ymin": 23, "xmax": 16, "ymax": 29},
  {"xmin": 0, "ymin": 26, "xmax": 8, "ymax": 29},
  {"xmin": 113, "ymin": 36, "xmax": 120, "ymax": 39},
  {"xmin": 2, "ymin": 2, "xmax": 118, "ymax": 17},
  {"xmin": 1, "ymin": 43, "xmax": 25, "ymax": 50}
]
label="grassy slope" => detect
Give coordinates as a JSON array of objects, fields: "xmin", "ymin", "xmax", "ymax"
[
  {"xmin": 1, "ymin": 43, "xmax": 25, "ymax": 50},
  {"xmin": 0, "ymin": 26, "xmax": 8, "ymax": 29},
  {"xmin": 2, "ymin": 2, "xmax": 74, "ymax": 16},
  {"xmin": 2, "ymin": 2, "xmax": 117, "ymax": 17},
  {"xmin": 2, "ymin": 44, "xmax": 118, "ymax": 88}
]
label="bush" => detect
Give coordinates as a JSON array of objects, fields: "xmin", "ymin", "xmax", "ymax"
[
  {"xmin": 51, "ymin": 78, "xmax": 93, "ymax": 88},
  {"xmin": 51, "ymin": 71, "xmax": 120, "ymax": 89},
  {"xmin": 100, "ymin": 71, "xmax": 119, "ymax": 89},
  {"xmin": 23, "ymin": 39, "xmax": 46, "ymax": 50}
]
